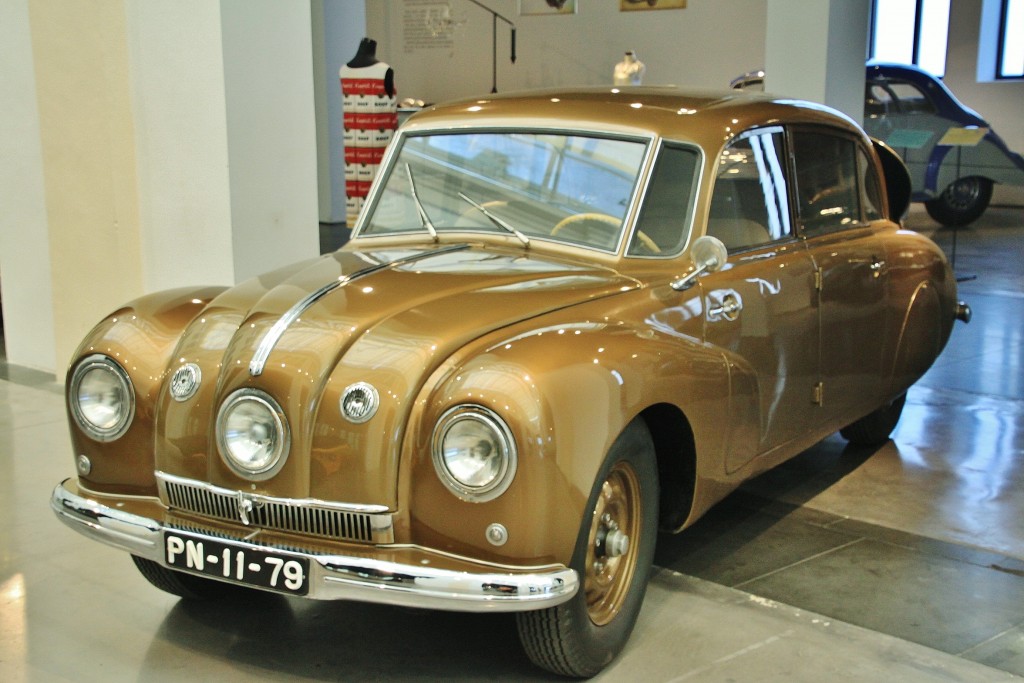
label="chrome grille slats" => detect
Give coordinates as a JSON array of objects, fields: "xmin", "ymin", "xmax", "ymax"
[{"xmin": 156, "ymin": 472, "xmax": 393, "ymax": 544}]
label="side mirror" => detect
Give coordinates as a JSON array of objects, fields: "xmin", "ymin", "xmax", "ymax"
[{"xmin": 671, "ymin": 235, "xmax": 728, "ymax": 291}]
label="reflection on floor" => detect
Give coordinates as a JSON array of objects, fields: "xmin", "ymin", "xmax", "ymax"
[{"xmin": 1, "ymin": 206, "xmax": 1021, "ymax": 681}]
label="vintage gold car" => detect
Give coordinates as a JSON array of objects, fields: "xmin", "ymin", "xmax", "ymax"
[{"xmin": 52, "ymin": 87, "xmax": 969, "ymax": 677}]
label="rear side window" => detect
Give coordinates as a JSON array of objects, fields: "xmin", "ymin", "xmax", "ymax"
[
  {"xmin": 792, "ymin": 131, "xmax": 862, "ymax": 234},
  {"xmin": 858, "ymin": 147, "xmax": 884, "ymax": 221}
]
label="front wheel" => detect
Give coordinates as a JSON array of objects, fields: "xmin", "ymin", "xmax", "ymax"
[
  {"xmin": 516, "ymin": 420, "xmax": 658, "ymax": 677},
  {"xmin": 132, "ymin": 555, "xmax": 253, "ymax": 600},
  {"xmin": 925, "ymin": 177, "xmax": 993, "ymax": 226}
]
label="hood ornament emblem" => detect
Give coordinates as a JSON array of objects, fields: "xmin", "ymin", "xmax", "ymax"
[{"xmin": 236, "ymin": 492, "xmax": 255, "ymax": 526}]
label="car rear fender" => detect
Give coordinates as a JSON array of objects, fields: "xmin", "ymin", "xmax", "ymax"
[{"xmin": 889, "ymin": 280, "xmax": 947, "ymax": 395}]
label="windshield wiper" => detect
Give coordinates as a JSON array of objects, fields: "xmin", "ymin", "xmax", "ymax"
[
  {"xmin": 458, "ymin": 192, "xmax": 530, "ymax": 248},
  {"xmin": 405, "ymin": 164, "xmax": 438, "ymax": 242}
]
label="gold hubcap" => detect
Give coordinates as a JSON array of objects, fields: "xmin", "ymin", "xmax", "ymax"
[{"xmin": 584, "ymin": 461, "xmax": 641, "ymax": 626}]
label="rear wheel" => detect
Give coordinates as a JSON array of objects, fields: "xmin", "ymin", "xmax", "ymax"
[
  {"xmin": 925, "ymin": 177, "xmax": 993, "ymax": 226},
  {"xmin": 132, "ymin": 555, "xmax": 252, "ymax": 600},
  {"xmin": 516, "ymin": 420, "xmax": 658, "ymax": 677},
  {"xmin": 840, "ymin": 392, "xmax": 907, "ymax": 446}
]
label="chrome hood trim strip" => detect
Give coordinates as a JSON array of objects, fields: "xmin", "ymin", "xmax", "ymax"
[{"xmin": 249, "ymin": 244, "xmax": 469, "ymax": 376}]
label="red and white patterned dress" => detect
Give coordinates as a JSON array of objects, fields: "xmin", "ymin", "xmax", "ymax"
[{"xmin": 340, "ymin": 62, "xmax": 397, "ymax": 224}]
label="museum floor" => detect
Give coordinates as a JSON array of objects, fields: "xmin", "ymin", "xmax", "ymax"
[{"xmin": 2, "ymin": 206, "xmax": 1022, "ymax": 682}]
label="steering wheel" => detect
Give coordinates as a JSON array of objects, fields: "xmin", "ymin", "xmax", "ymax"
[{"xmin": 551, "ymin": 213, "xmax": 660, "ymax": 254}]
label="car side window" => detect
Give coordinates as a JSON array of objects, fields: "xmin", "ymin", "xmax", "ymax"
[
  {"xmin": 888, "ymin": 81, "xmax": 937, "ymax": 114},
  {"xmin": 628, "ymin": 143, "xmax": 701, "ymax": 256},
  {"xmin": 865, "ymin": 82, "xmax": 895, "ymax": 117},
  {"xmin": 706, "ymin": 127, "xmax": 791, "ymax": 251},
  {"xmin": 792, "ymin": 130, "xmax": 861, "ymax": 235}
]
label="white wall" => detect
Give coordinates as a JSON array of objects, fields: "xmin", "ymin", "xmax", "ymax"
[
  {"xmin": 945, "ymin": 0, "xmax": 1024, "ymax": 204},
  {"xmin": 765, "ymin": 0, "xmax": 870, "ymax": 125},
  {"xmin": 365, "ymin": 0, "xmax": 768, "ymax": 103},
  {"xmin": 0, "ymin": 0, "xmax": 57, "ymax": 373}
]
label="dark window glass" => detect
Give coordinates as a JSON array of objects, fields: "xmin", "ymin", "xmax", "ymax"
[
  {"xmin": 792, "ymin": 131, "xmax": 862, "ymax": 234},
  {"xmin": 858, "ymin": 148, "xmax": 884, "ymax": 221}
]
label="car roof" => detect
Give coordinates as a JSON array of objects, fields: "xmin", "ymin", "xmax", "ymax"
[
  {"xmin": 402, "ymin": 86, "xmax": 870, "ymax": 151},
  {"xmin": 866, "ymin": 62, "xmax": 986, "ymax": 126}
]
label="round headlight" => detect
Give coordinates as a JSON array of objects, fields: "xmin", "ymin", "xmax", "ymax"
[
  {"xmin": 69, "ymin": 355, "xmax": 135, "ymax": 442},
  {"xmin": 216, "ymin": 389, "xmax": 289, "ymax": 480},
  {"xmin": 431, "ymin": 405, "xmax": 517, "ymax": 502}
]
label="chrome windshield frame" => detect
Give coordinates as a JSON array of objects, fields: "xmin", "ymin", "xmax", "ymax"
[{"xmin": 353, "ymin": 126, "xmax": 658, "ymax": 256}]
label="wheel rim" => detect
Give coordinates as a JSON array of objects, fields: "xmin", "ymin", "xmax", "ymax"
[
  {"xmin": 584, "ymin": 460, "xmax": 642, "ymax": 626},
  {"xmin": 944, "ymin": 178, "xmax": 981, "ymax": 210}
]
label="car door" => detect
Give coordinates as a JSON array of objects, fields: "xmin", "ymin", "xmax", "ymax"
[
  {"xmin": 790, "ymin": 128, "xmax": 891, "ymax": 425},
  {"xmin": 701, "ymin": 127, "xmax": 820, "ymax": 473}
]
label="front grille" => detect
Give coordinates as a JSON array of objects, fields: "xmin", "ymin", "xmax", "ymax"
[{"xmin": 157, "ymin": 473, "xmax": 393, "ymax": 544}]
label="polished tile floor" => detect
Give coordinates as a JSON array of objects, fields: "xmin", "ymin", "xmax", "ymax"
[{"xmin": 2, "ymin": 205, "xmax": 1022, "ymax": 681}]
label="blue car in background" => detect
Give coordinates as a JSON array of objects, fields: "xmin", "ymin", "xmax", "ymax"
[
  {"xmin": 864, "ymin": 63, "xmax": 1024, "ymax": 225},
  {"xmin": 733, "ymin": 63, "xmax": 1024, "ymax": 225}
]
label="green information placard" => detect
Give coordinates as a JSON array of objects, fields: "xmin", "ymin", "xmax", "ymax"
[{"xmin": 886, "ymin": 129, "xmax": 934, "ymax": 149}]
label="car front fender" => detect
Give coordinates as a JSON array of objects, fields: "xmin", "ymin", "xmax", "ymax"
[{"xmin": 400, "ymin": 315, "xmax": 735, "ymax": 568}]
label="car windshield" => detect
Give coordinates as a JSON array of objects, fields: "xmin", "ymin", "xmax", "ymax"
[{"xmin": 360, "ymin": 131, "xmax": 649, "ymax": 252}]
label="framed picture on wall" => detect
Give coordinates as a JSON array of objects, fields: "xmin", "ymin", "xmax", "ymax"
[
  {"xmin": 620, "ymin": 0, "xmax": 687, "ymax": 10},
  {"xmin": 519, "ymin": 0, "xmax": 577, "ymax": 16}
]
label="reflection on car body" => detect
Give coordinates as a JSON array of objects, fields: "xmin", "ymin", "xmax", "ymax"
[{"xmin": 52, "ymin": 86, "xmax": 968, "ymax": 678}]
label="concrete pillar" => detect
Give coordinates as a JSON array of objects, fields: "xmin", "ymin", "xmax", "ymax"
[
  {"xmin": 0, "ymin": 0, "xmax": 57, "ymax": 374},
  {"xmin": 764, "ymin": 0, "xmax": 871, "ymax": 125},
  {"xmin": 0, "ymin": 0, "xmax": 319, "ymax": 376}
]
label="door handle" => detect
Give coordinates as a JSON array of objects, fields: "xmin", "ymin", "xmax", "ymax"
[{"xmin": 708, "ymin": 293, "xmax": 742, "ymax": 321}]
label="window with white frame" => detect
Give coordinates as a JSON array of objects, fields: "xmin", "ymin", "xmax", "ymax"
[
  {"xmin": 999, "ymin": 0, "xmax": 1024, "ymax": 78},
  {"xmin": 870, "ymin": 0, "xmax": 951, "ymax": 77}
]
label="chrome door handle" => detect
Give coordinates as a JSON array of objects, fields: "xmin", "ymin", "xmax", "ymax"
[{"xmin": 708, "ymin": 294, "xmax": 742, "ymax": 321}]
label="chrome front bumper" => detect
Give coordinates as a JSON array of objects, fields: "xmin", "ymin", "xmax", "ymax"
[{"xmin": 51, "ymin": 479, "xmax": 578, "ymax": 612}]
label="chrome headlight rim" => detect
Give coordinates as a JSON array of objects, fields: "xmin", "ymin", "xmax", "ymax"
[
  {"xmin": 69, "ymin": 354, "xmax": 135, "ymax": 442},
  {"xmin": 215, "ymin": 388, "xmax": 290, "ymax": 481},
  {"xmin": 431, "ymin": 404, "xmax": 518, "ymax": 503}
]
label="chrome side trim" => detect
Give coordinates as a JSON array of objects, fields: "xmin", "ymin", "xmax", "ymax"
[
  {"xmin": 51, "ymin": 480, "xmax": 578, "ymax": 612},
  {"xmin": 249, "ymin": 244, "xmax": 470, "ymax": 376},
  {"xmin": 155, "ymin": 472, "xmax": 394, "ymax": 544}
]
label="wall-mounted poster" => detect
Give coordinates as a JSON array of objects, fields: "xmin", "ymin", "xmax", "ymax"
[
  {"xmin": 620, "ymin": 0, "xmax": 686, "ymax": 10},
  {"xmin": 520, "ymin": 0, "xmax": 577, "ymax": 16}
]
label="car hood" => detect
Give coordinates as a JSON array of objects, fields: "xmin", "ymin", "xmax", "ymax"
[{"xmin": 154, "ymin": 242, "xmax": 640, "ymax": 507}]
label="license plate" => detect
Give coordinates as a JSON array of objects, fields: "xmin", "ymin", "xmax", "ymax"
[{"xmin": 164, "ymin": 531, "xmax": 310, "ymax": 596}]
